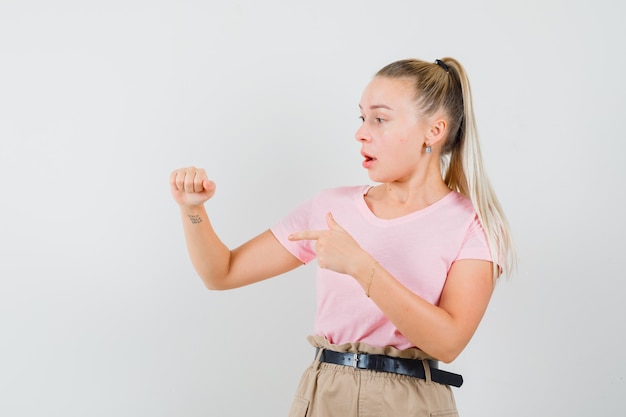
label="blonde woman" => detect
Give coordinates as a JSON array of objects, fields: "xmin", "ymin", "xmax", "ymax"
[{"xmin": 170, "ymin": 57, "xmax": 515, "ymax": 417}]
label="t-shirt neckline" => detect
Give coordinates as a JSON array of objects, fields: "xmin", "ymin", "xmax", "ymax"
[{"xmin": 356, "ymin": 184, "xmax": 456, "ymax": 225}]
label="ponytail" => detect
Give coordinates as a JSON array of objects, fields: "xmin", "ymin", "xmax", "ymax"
[{"xmin": 377, "ymin": 58, "xmax": 516, "ymax": 278}]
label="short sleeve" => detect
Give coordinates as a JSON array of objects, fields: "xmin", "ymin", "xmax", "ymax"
[
  {"xmin": 270, "ymin": 197, "xmax": 317, "ymax": 264},
  {"xmin": 455, "ymin": 214, "xmax": 493, "ymax": 263}
]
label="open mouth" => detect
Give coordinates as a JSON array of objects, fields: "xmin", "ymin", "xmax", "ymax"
[
  {"xmin": 361, "ymin": 151, "xmax": 376, "ymax": 168},
  {"xmin": 362, "ymin": 151, "xmax": 376, "ymax": 162}
]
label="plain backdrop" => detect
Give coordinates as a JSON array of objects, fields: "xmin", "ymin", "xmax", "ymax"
[{"xmin": 1, "ymin": 1, "xmax": 624, "ymax": 416}]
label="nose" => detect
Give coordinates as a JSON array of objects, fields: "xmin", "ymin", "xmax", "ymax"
[{"xmin": 355, "ymin": 123, "xmax": 371, "ymax": 143}]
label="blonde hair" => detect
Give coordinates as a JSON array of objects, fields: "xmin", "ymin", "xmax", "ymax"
[{"xmin": 377, "ymin": 58, "xmax": 516, "ymax": 278}]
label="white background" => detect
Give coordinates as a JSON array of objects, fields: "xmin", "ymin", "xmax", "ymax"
[{"xmin": 1, "ymin": 1, "xmax": 624, "ymax": 416}]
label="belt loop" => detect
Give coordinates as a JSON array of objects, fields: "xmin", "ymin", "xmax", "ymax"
[
  {"xmin": 422, "ymin": 359, "xmax": 432, "ymax": 385},
  {"xmin": 314, "ymin": 348, "xmax": 324, "ymax": 370}
]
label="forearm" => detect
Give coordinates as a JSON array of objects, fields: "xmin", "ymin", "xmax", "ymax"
[
  {"xmin": 367, "ymin": 270, "xmax": 460, "ymax": 362},
  {"xmin": 351, "ymin": 258, "xmax": 492, "ymax": 363},
  {"xmin": 179, "ymin": 204, "xmax": 232, "ymax": 290}
]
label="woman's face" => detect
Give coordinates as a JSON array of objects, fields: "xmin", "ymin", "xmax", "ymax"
[{"xmin": 355, "ymin": 76, "xmax": 430, "ymax": 183}]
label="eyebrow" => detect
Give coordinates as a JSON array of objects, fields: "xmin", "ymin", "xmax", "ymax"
[{"xmin": 358, "ymin": 104, "xmax": 394, "ymax": 111}]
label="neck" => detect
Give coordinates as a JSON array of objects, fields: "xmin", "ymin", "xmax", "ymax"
[
  {"xmin": 382, "ymin": 180, "xmax": 449, "ymax": 206},
  {"xmin": 381, "ymin": 159, "xmax": 450, "ymax": 205}
]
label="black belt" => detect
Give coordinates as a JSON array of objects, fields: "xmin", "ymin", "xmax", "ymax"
[{"xmin": 317, "ymin": 349, "xmax": 463, "ymax": 387}]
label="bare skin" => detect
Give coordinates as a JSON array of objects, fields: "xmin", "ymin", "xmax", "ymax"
[{"xmin": 170, "ymin": 76, "xmax": 494, "ymax": 363}]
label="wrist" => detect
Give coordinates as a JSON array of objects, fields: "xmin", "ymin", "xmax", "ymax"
[
  {"xmin": 364, "ymin": 260, "xmax": 378, "ymax": 298},
  {"xmin": 351, "ymin": 254, "xmax": 378, "ymax": 293},
  {"xmin": 180, "ymin": 204, "xmax": 207, "ymax": 215},
  {"xmin": 180, "ymin": 205, "xmax": 208, "ymax": 224}
]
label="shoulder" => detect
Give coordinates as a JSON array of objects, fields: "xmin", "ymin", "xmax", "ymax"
[
  {"xmin": 286, "ymin": 185, "xmax": 370, "ymax": 216},
  {"xmin": 449, "ymin": 191, "xmax": 475, "ymax": 211},
  {"xmin": 434, "ymin": 191, "xmax": 482, "ymax": 230},
  {"xmin": 313, "ymin": 185, "xmax": 371, "ymax": 202}
]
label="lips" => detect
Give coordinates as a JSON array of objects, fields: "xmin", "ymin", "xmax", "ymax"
[
  {"xmin": 361, "ymin": 151, "xmax": 376, "ymax": 162},
  {"xmin": 361, "ymin": 151, "xmax": 376, "ymax": 169}
]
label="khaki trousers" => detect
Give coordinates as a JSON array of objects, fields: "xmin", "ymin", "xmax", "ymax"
[{"xmin": 288, "ymin": 336, "xmax": 459, "ymax": 417}]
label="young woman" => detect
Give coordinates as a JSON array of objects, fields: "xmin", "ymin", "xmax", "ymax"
[{"xmin": 170, "ymin": 57, "xmax": 515, "ymax": 417}]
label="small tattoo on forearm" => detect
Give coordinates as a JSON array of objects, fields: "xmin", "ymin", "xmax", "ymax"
[{"xmin": 188, "ymin": 214, "xmax": 203, "ymax": 224}]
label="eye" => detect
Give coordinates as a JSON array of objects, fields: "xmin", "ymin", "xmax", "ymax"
[
  {"xmin": 375, "ymin": 117, "xmax": 385, "ymax": 124},
  {"xmin": 358, "ymin": 116, "xmax": 365, "ymax": 122}
]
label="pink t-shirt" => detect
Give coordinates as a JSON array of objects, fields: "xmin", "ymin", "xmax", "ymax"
[{"xmin": 270, "ymin": 185, "xmax": 492, "ymax": 350}]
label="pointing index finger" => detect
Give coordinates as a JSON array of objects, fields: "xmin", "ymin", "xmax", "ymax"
[{"xmin": 288, "ymin": 230, "xmax": 321, "ymax": 241}]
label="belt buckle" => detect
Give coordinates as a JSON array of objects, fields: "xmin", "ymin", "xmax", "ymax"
[{"xmin": 352, "ymin": 353, "xmax": 359, "ymax": 368}]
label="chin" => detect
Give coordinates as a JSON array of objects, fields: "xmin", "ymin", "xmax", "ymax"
[{"xmin": 367, "ymin": 173, "xmax": 388, "ymax": 183}]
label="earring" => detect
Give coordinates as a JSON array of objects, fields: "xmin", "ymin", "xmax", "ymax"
[{"xmin": 425, "ymin": 145, "xmax": 432, "ymax": 154}]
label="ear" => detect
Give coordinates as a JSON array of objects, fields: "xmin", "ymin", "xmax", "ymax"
[{"xmin": 425, "ymin": 117, "xmax": 447, "ymax": 146}]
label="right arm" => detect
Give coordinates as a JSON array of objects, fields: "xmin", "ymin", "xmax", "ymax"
[{"xmin": 170, "ymin": 167, "xmax": 303, "ymax": 290}]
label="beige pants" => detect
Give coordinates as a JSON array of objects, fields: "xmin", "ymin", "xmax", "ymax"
[{"xmin": 288, "ymin": 336, "xmax": 459, "ymax": 417}]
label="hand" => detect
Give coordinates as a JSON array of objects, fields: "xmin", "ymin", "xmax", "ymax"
[
  {"xmin": 289, "ymin": 212, "xmax": 369, "ymax": 276},
  {"xmin": 170, "ymin": 166, "xmax": 216, "ymax": 207}
]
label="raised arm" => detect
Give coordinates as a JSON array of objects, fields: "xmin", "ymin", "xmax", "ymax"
[{"xmin": 170, "ymin": 166, "xmax": 302, "ymax": 290}]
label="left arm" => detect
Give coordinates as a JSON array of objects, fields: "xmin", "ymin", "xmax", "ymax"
[
  {"xmin": 356, "ymin": 257, "xmax": 493, "ymax": 363},
  {"xmin": 290, "ymin": 212, "xmax": 494, "ymax": 363}
]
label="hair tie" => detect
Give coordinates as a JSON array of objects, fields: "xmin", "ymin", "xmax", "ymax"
[{"xmin": 435, "ymin": 59, "xmax": 450, "ymax": 73}]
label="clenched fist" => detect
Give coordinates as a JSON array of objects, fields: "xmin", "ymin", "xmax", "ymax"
[{"xmin": 170, "ymin": 166, "xmax": 216, "ymax": 207}]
